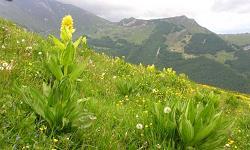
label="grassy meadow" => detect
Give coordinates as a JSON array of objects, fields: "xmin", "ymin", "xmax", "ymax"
[{"xmin": 0, "ymin": 17, "xmax": 250, "ymax": 150}]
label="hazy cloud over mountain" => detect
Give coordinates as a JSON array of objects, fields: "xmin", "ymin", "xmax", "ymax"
[
  {"xmin": 57, "ymin": 0, "xmax": 250, "ymax": 34},
  {"xmin": 212, "ymin": 0, "xmax": 250, "ymax": 13}
]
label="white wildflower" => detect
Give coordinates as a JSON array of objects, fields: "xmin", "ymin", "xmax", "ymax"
[
  {"xmin": 136, "ymin": 123, "xmax": 143, "ymax": 130},
  {"xmin": 76, "ymin": 78, "xmax": 83, "ymax": 82},
  {"xmin": 89, "ymin": 115, "xmax": 97, "ymax": 120},
  {"xmin": 1, "ymin": 45, "xmax": 5, "ymax": 49},
  {"xmin": 38, "ymin": 51, "xmax": 42, "ymax": 55},
  {"xmin": 25, "ymin": 46, "xmax": 32, "ymax": 50},
  {"xmin": 6, "ymin": 65, "xmax": 12, "ymax": 71},
  {"xmin": 100, "ymin": 73, "xmax": 105, "ymax": 79},
  {"xmin": 156, "ymin": 144, "xmax": 161, "ymax": 149},
  {"xmin": 0, "ymin": 66, "xmax": 4, "ymax": 71},
  {"xmin": 164, "ymin": 106, "xmax": 171, "ymax": 114},
  {"xmin": 152, "ymin": 89, "xmax": 158, "ymax": 93},
  {"xmin": 88, "ymin": 59, "xmax": 93, "ymax": 64},
  {"xmin": 2, "ymin": 62, "xmax": 8, "ymax": 67},
  {"xmin": 21, "ymin": 39, "xmax": 25, "ymax": 42},
  {"xmin": 17, "ymin": 40, "xmax": 20, "ymax": 44}
]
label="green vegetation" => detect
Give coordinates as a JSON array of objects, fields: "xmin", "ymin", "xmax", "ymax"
[
  {"xmin": 90, "ymin": 23, "xmax": 155, "ymax": 45},
  {"xmin": 148, "ymin": 98, "xmax": 230, "ymax": 149},
  {"xmin": 225, "ymin": 50, "xmax": 250, "ymax": 76},
  {"xmin": 185, "ymin": 33, "xmax": 234, "ymax": 54},
  {"xmin": 220, "ymin": 33, "xmax": 250, "ymax": 46},
  {"xmin": 1, "ymin": 17, "xmax": 250, "ymax": 149},
  {"xmin": 170, "ymin": 56, "xmax": 250, "ymax": 93},
  {"xmin": 19, "ymin": 15, "xmax": 91, "ymax": 133}
]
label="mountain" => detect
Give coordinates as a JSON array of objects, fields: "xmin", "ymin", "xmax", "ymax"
[
  {"xmin": 89, "ymin": 16, "xmax": 250, "ymax": 93},
  {"xmin": 1, "ymin": 0, "xmax": 250, "ymax": 93},
  {"xmin": 0, "ymin": 0, "xmax": 111, "ymax": 36}
]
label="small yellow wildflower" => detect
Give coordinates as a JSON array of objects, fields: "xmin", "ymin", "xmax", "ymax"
[
  {"xmin": 53, "ymin": 138, "xmax": 59, "ymax": 143},
  {"xmin": 39, "ymin": 125, "xmax": 47, "ymax": 132},
  {"xmin": 228, "ymin": 139, "xmax": 234, "ymax": 145},
  {"xmin": 147, "ymin": 64, "xmax": 155, "ymax": 72}
]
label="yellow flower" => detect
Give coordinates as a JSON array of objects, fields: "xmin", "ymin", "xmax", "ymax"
[
  {"xmin": 60, "ymin": 15, "xmax": 75, "ymax": 41},
  {"xmin": 53, "ymin": 138, "xmax": 59, "ymax": 143},
  {"xmin": 61, "ymin": 15, "xmax": 75, "ymax": 34},
  {"xmin": 147, "ymin": 64, "xmax": 155, "ymax": 72}
]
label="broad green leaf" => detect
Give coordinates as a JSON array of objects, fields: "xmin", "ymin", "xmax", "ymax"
[
  {"xmin": 59, "ymin": 77, "xmax": 72, "ymax": 100},
  {"xmin": 192, "ymin": 112, "xmax": 221, "ymax": 143},
  {"xmin": 42, "ymin": 82, "xmax": 51, "ymax": 97},
  {"xmin": 154, "ymin": 103, "xmax": 161, "ymax": 120},
  {"xmin": 47, "ymin": 57, "xmax": 63, "ymax": 80},
  {"xmin": 73, "ymin": 36, "xmax": 83, "ymax": 48},
  {"xmin": 200, "ymin": 101, "xmax": 215, "ymax": 123},
  {"xmin": 44, "ymin": 106, "xmax": 55, "ymax": 128},
  {"xmin": 185, "ymin": 100, "xmax": 196, "ymax": 124},
  {"xmin": 179, "ymin": 115, "xmax": 194, "ymax": 143},
  {"xmin": 82, "ymin": 36, "xmax": 87, "ymax": 45},
  {"xmin": 22, "ymin": 87, "xmax": 46, "ymax": 119},
  {"xmin": 48, "ymin": 82, "xmax": 61, "ymax": 106},
  {"xmin": 62, "ymin": 41, "xmax": 75, "ymax": 66},
  {"xmin": 50, "ymin": 35, "xmax": 65, "ymax": 50},
  {"xmin": 69, "ymin": 63, "xmax": 85, "ymax": 81}
]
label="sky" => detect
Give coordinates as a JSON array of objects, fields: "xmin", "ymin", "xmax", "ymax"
[{"xmin": 58, "ymin": 0, "xmax": 250, "ymax": 34}]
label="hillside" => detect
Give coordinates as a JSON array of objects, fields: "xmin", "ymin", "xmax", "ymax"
[
  {"xmin": 89, "ymin": 17, "xmax": 250, "ymax": 93},
  {"xmin": 2, "ymin": 0, "xmax": 250, "ymax": 94},
  {"xmin": 0, "ymin": 0, "xmax": 112, "ymax": 36},
  {"xmin": 1, "ymin": 16, "xmax": 250, "ymax": 149},
  {"xmin": 220, "ymin": 33, "xmax": 250, "ymax": 47}
]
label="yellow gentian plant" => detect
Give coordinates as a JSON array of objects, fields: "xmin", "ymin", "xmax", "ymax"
[{"xmin": 20, "ymin": 15, "xmax": 91, "ymax": 132}]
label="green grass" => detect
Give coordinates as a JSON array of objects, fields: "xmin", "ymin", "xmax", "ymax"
[{"xmin": 1, "ymin": 18, "xmax": 250, "ymax": 149}]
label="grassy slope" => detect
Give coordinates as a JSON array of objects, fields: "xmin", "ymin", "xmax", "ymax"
[
  {"xmin": 220, "ymin": 33, "xmax": 250, "ymax": 46},
  {"xmin": 90, "ymin": 23, "xmax": 155, "ymax": 45},
  {"xmin": 1, "ymin": 18, "xmax": 250, "ymax": 149}
]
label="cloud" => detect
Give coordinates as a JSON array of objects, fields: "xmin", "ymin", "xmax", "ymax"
[
  {"xmin": 58, "ymin": 0, "xmax": 136, "ymax": 21},
  {"xmin": 58, "ymin": 0, "xmax": 212, "ymax": 21},
  {"xmin": 212, "ymin": 0, "xmax": 250, "ymax": 13}
]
